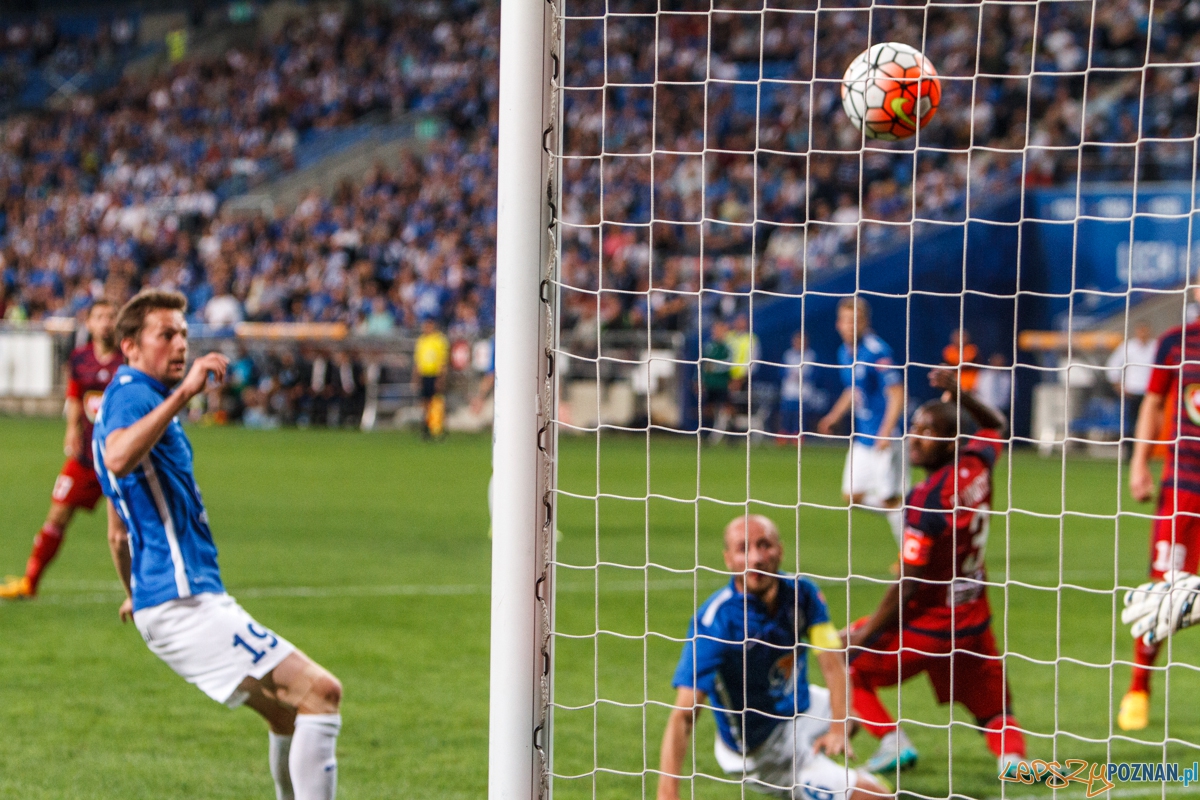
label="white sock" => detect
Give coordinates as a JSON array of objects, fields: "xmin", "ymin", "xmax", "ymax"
[
  {"xmin": 884, "ymin": 508, "xmax": 904, "ymax": 547},
  {"xmin": 269, "ymin": 732, "xmax": 295, "ymax": 800},
  {"xmin": 290, "ymin": 713, "xmax": 341, "ymax": 800}
]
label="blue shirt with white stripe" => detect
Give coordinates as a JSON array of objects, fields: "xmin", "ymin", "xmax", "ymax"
[
  {"xmin": 837, "ymin": 332, "xmax": 902, "ymax": 444},
  {"xmin": 672, "ymin": 576, "xmax": 830, "ymax": 753},
  {"xmin": 92, "ymin": 365, "xmax": 224, "ymax": 612}
]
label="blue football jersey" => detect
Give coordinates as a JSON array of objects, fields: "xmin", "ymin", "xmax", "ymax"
[
  {"xmin": 92, "ymin": 365, "xmax": 225, "ymax": 612},
  {"xmin": 837, "ymin": 332, "xmax": 902, "ymax": 443},
  {"xmin": 672, "ymin": 576, "xmax": 831, "ymax": 753}
]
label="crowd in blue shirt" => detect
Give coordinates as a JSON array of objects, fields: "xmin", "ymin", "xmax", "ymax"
[{"xmin": 1, "ymin": 0, "xmax": 1197, "ymax": 351}]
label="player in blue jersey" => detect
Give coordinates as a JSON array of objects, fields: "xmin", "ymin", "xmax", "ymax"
[
  {"xmin": 817, "ymin": 298, "xmax": 907, "ymax": 545},
  {"xmin": 657, "ymin": 514, "xmax": 891, "ymax": 800},
  {"xmin": 94, "ymin": 290, "xmax": 343, "ymax": 800}
]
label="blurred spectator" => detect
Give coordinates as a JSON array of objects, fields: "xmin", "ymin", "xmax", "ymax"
[
  {"xmin": 310, "ymin": 349, "xmax": 362, "ymax": 427},
  {"xmin": 204, "ymin": 282, "xmax": 244, "ymax": 330},
  {"xmin": 942, "ymin": 329, "xmax": 980, "ymax": 393},
  {"xmin": 726, "ymin": 314, "xmax": 760, "ymax": 391},
  {"xmin": 778, "ymin": 330, "xmax": 814, "ymax": 437},
  {"xmin": 701, "ymin": 319, "xmax": 733, "ymax": 439},
  {"xmin": 413, "ymin": 318, "xmax": 449, "ymax": 438},
  {"xmin": 1106, "ymin": 321, "xmax": 1158, "ymax": 439},
  {"xmin": 974, "ymin": 352, "xmax": 1014, "ymax": 419},
  {"xmin": 360, "ymin": 297, "xmax": 397, "ymax": 336}
]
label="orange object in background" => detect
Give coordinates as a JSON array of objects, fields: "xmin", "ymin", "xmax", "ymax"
[
  {"xmin": 943, "ymin": 340, "xmax": 980, "ymax": 392},
  {"xmin": 427, "ymin": 394, "xmax": 446, "ymax": 438}
]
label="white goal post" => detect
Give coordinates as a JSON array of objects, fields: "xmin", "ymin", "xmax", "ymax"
[
  {"xmin": 491, "ymin": 1, "xmax": 1200, "ymax": 800},
  {"xmin": 490, "ymin": 1, "xmax": 557, "ymax": 799}
]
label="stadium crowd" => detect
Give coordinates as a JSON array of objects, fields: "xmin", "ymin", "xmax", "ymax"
[
  {"xmin": 0, "ymin": 14, "xmax": 140, "ymax": 110},
  {"xmin": 0, "ymin": 0, "xmax": 1198, "ymax": 419},
  {"xmin": 0, "ymin": 1, "xmax": 497, "ymax": 324}
]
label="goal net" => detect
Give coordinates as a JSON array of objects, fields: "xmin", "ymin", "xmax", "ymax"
[{"xmin": 496, "ymin": 1, "xmax": 1200, "ymax": 798}]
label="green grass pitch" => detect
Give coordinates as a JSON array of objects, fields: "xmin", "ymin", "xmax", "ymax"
[{"xmin": 2, "ymin": 416, "xmax": 1198, "ymax": 799}]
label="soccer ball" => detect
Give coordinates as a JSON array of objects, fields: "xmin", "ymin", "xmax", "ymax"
[{"xmin": 841, "ymin": 42, "xmax": 941, "ymax": 141}]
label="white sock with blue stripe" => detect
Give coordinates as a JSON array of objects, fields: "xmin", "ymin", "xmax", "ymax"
[
  {"xmin": 269, "ymin": 731, "xmax": 294, "ymax": 800},
  {"xmin": 291, "ymin": 713, "xmax": 341, "ymax": 800}
]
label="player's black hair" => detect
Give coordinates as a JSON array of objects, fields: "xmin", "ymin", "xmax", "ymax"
[
  {"xmin": 914, "ymin": 399, "xmax": 958, "ymax": 438},
  {"xmin": 115, "ymin": 289, "xmax": 188, "ymax": 344}
]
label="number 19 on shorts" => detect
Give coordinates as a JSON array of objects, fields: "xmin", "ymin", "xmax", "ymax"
[{"xmin": 232, "ymin": 622, "xmax": 279, "ymax": 664}]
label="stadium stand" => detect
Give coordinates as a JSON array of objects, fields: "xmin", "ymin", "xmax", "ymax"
[{"xmin": 2, "ymin": 0, "xmax": 1198, "ymax": 431}]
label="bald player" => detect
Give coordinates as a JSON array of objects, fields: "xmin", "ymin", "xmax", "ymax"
[{"xmin": 658, "ymin": 514, "xmax": 890, "ymax": 800}]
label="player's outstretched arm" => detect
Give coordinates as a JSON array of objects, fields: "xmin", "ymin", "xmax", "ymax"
[
  {"xmin": 929, "ymin": 368, "xmax": 1005, "ymax": 432},
  {"xmin": 63, "ymin": 396, "xmax": 83, "ymax": 459},
  {"xmin": 817, "ymin": 388, "xmax": 853, "ymax": 435},
  {"xmin": 847, "ymin": 561, "xmax": 927, "ymax": 649},
  {"xmin": 813, "ymin": 646, "xmax": 854, "ymax": 760},
  {"xmin": 106, "ymin": 501, "xmax": 133, "ymax": 623},
  {"xmin": 657, "ymin": 686, "xmax": 703, "ymax": 800},
  {"xmin": 1129, "ymin": 390, "xmax": 1165, "ymax": 503},
  {"xmin": 103, "ymin": 353, "xmax": 228, "ymax": 477},
  {"xmin": 874, "ymin": 382, "xmax": 905, "ymax": 450},
  {"xmin": 1122, "ymin": 570, "xmax": 1200, "ymax": 645}
]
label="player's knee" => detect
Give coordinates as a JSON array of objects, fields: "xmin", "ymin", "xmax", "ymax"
[{"xmin": 303, "ymin": 671, "xmax": 342, "ymax": 713}]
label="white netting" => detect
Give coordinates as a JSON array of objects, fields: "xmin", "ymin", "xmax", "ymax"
[{"xmin": 540, "ymin": 2, "xmax": 1200, "ymax": 799}]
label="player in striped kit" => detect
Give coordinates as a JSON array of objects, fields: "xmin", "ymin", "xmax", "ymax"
[
  {"xmin": 1, "ymin": 300, "xmax": 122, "ymax": 600},
  {"xmin": 845, "ymin": 369, "xmax": 1026, "ymax": 778},
  {"xmin": 1120, "ymin": 312, "xmax": 1200, "ymax": 730}
]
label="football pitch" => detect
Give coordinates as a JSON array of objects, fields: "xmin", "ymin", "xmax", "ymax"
[{"xmin": 2, "ymin": 416, "xmax": 1199, "ymax": 799}]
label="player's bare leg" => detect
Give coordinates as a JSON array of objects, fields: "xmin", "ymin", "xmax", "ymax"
[
  {"xmin": 243, "ymin": 681, "xmax": 299, "ymax": 800},
  {"xmin": 0, "ymin": 501, "xmax": 76, "ymax": 600},
  {"xmin": 850, "ymin": 681, "xmax": 918, "ymax": 775},
  {"xmin": 1119, "ymin": 639, "xmax": 1157, "ymax": 730},
  {"xmin": 241, "ymin": 650, "xmax": 343, "ymax": 800}
]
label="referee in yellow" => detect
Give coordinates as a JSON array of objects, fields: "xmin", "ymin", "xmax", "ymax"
[{"xmin": 413, "ymin": 318, "xmax": 450, "ymax": 438}]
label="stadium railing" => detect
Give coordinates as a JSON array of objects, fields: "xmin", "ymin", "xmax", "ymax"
[{"xmin": 0, "ymin": 320, "xmax": 496, "ymax": 432}]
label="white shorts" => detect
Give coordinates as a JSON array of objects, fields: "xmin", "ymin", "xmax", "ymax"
[
  {"xmin": 133, "ymin": 592, "xmax": 296, "ymax": 708},
  {"xmin": 841, "ymin": 441, "xmax": 906, "ymax": 507},
  {"xmin": 713, "ymin": 686, "xmax": 860, "ymax": 800}
]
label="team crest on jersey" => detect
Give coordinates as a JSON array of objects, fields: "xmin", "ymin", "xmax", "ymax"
[
  {"xmin": 83, "ymin": 391, "xmax": 105, "ymax": 423},
  {"xmin": 767, "ymin": 652, "xmax": 797, "ymax": 697},
  {"xmin": 1185, "ymin": 384, "xmax": 1200, "ymax": 426}
]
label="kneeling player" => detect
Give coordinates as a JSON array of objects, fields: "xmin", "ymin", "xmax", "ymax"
[
  {"xmin": 657, "ymin": 514, "xmax": 890, "ymax": 800},
  {"xmin": 1, "ymin": 301, "xmax": 121, "ymax": 599},
  {"xmin": 95, "ymin": 290, "xmax": 342, "ymax": 800},
  {"xmin": 846, "ymin": 370, "xmax": 1026, "ymax": 778}
]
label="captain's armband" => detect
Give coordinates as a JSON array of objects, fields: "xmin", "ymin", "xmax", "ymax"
[{"xmin": 809, "ymin": 622, "xmax": 842, "ymax": 651}]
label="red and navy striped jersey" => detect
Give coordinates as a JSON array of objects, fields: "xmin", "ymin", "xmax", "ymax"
[
  {"xmin": 66, "ymin": 342, "xmax": 122, "ymax": 469},
  {"xmin": 1147, "ymin": 321, "xmax": 1200, "ymax": 496},
  {"xmin": 898, "ymin": 430, "xmax": 1001, "ymax": 633},
  {"xmin": 1147, "ymin": 323, "xmax": 1200, "ymax": 497}
]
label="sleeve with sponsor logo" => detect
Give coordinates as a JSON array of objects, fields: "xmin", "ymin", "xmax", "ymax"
[
  {"xmin": 901, "ymin": 526, "xmax": 934, "ymax": 566},
  {"xmin": 902, "ymin": 480, "xmax": 947, "ymax": 566}
]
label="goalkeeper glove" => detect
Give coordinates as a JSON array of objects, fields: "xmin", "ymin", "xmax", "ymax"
[{"xmin": 1121, "ymin": 570, "xmax": 1200, "ymax": 646}]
